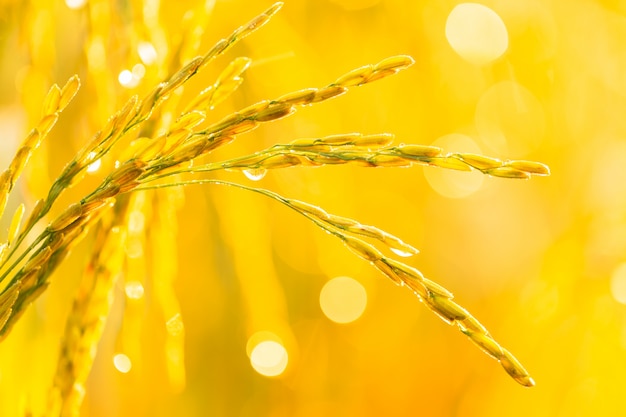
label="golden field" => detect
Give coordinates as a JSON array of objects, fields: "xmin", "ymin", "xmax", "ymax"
[{"xmin": 0, "ymin": 0, "xmax": 625, "ymax": 416}]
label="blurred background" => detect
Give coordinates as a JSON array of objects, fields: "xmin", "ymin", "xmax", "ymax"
[{"xmin": 1, "ymin": 0, "xmax": 626, "ymax": 415}]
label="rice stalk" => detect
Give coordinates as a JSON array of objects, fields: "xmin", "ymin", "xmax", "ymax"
[
  {"xmin": 133, "ymin": 178, "xmax": 537, "ymax": 387},
  {"xmin": 0, "ymin": 1, "xmax": 546, "ymax": 400}
]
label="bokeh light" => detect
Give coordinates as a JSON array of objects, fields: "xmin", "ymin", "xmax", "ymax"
[
  {"xmin": 249, "ymin": 341, "xmax": 289, "ymax": 377},
  {"xmin": 138, "ymin": 42, "xmax": 158, "ymax": 65},
  {"xmin": 113, "ymin": 354, "xmax": 132, "ymax": 374},
  {"xmin": 610, "ymin": 263, "xmax": 626, "ymax": 305},
  {"xmin": 65, "ymin": 0, "xmax": 87, "ymax": 10},
  {"xmin": 445, "ymin": 3, "xmax": 509, "ymax": 65},
  {"xmin": 124, "ymin": 281, "xmax": 145, "ymax": 300},
  {"xmin": 2, "ymin": 1, "xmax": 626, "ymax": 416},
  {"xmin": 319, "ymin": 276, "xmax": 368, "ymax": 324}
]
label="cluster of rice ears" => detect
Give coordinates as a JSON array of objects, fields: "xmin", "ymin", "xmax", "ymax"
[{"xmin": 0, "ymin": 2, "xmax": 547, "ymax": 414}]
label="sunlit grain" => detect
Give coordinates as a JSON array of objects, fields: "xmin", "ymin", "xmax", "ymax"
[{"xmin": 424, "ymin": 134, "xmax": 484, "ymax": 199}]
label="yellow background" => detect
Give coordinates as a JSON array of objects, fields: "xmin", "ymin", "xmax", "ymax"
[{"xmin": 1, "ymin": 0, "xmax": 625, "ymax": 415}]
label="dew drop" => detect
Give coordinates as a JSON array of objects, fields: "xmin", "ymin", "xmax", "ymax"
[
  {"xmin": 390, "ymin": 247, "xmax": 414, "ymax": 258},
  {"xmin": 243, "ymin": 168, "xmax": 267, "ymax": 181},
  {"xmin": 86, "ymin": 152, "xmax": 102, "ymax": 173}
]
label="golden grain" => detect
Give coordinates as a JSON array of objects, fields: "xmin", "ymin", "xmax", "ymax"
[
  {"xmin": 334, "ymin": 64, "xmax": 374, "ymax": 87},
  {"xmin": 372, "ymin": 259, "xmax": 403, "ymax": 285},
  {"xmin": 98, "ymin": 96, "xmax": 139, "ymax": 145},
  {"xmin": 254, "ymin": 103, "xmax": 296, "ymax": 122},
  {"xmin": 345, "ymin": 223, "xmax": 385, "ymax": 239},
  {"xmin": 367, "ymin": 154, "xmax": 413, "ymax": 167},
  {"xmin": 506, "ymin": 160, "xmax": 551, "ymax": 176},
  {"xmin": 0, "ymin": 1, "xmax": 545, "ymax": 397},
  {"xmin": 374, "ymin": 55, "xmax": 416, "ymax": 72},
  {"xmin": 258, "ymin": 154, "xmax": 301, "ymax": 169},
  {"xmin": 364, "ymin": 68, "xmax": 398, "ymax": 83},
  {"xmin": 421, "ymin": 277, "xmax": 455, "ymax": 298},
  {"xmin": 168, "ymin": 139, "xmax": 208, "ymax": 163},
  {"xmin": 395, "ymin": 144, "xmax": 442, "ymax": 157},
  {"xmin": 380, "ymin": 233, "xmax": 419, "ymax": 256},
  {"xmin": 384, "ymin": 258, "xmax": 425, "ymax": 282},
  {"xmin": 315, "ymin": 133, "xmax": 362, "ymax": 145},
  {"xmin": 275, "ymin": 88, "xmax": 317, "ymax": 105},
  {"xmin": 455, "ymin": 153, "xmax": 503, "ymax": 170},
  {"xmin": 427, "ymin": 157, "xmax": 473, "ymax": 171},
  {"xmin": 58, "ymin": 75, "xmax": 81, "ymax": 112},
  {"xmin": 24, "ymin": 129, "xmax": 41, "ymax": 149},
  {"xmin": 231, "ymin": 2, "xmax": 283, "ymax": 41},
  {"xmin": 217, "ymin": 57, "xmax": 252, "ymax": 85},
  {"xmin": 0, "ymin": 170, "xmax": 11, "ymax": 220},
  {"xmin": 208, "ymin": 113, "xmax": 244, "ymax": 133},
  {"xmin": 48, "ymin": 203, "xmax": 83, "ymax": 232},
  {"xmin": 22, "ymin": 246, "xmax": 52, "ymax": 274},
  {"xmin": 462, "ymin": 328, "xmax": 504, "ymax": 360},
  {"xmin": 8, "ymin": 147, "xmax": 32, "ymax": 181},
  {"xmin": 7, "ymin": 204, "xmax": 25, "ymax": 247},
  {"xmin": 203, "ymin": 136, "xmax": 235, "ymax": 154},
  {"xmin": 37, "ymin": 113, "xmax": 59, "ymax": 137},
  {"xmin": 342, "ymin": 235, "xmax": 383, "ymax": 262},
  {"xmin": 0, "ymin": 281, "xmax": 20, "ymax": 317},
  {"xmin": 221, "ymin": 119, "xmax": 259, "ymax": 136},
  {"xmin": 87, "ymin": 184, "xmax": 121, "ymax": 202},
  {"xmin": 171, "ymin": 111, "xmax": 206, "ymax": 131},
  {"xmin": 161, "ymin": 57, "xmax": 204, "ymax": 98},
  {"xmin": 288, "ymin": 199, "xmax": 331, "ymax": 220},
  {"xmin": 311, "ymin": 86, "xmax": 347, "ymax": 102},
  {"xmin": 0, "ymin": 243, "xmax": 7, "ymax": 266},
  {"xmin": 22, "ymin": 198, "xmax": 45, "ymax": 233},
  {"xmin": 237, "ymin": 101, "xmax": 270, "ymax": 119},
  {"xmin": 500, "ymin": 348, "xmax": 535, "ymax": 387},
  {"xmin": 352, "ymin": 133, "xmax": 395, "ymax": 148},
  {"xmin": 183, "ymin": 86, "xmax": 215, "ymax": 112},
  {"xmin": 457, "ymin": 315, "xmax": 488, "ymax": 334},
  {"xmin": 120, "ymin": 136, "xmax": 165, "ymax": 162},
  {"xmin": 165, "ymin": 128, "xmax": 192, "ymax": 150},
  {"xmin": 110, "ymin": 160, "xmax": 148, "ymax": 183},
  {"xmin": 427, "ymin": 294, "xmax": 469, "ymax": 321},
  {"xmin": 42, "ymin": 84, "xmax": 61, "ymax": 116},
  {"xmin": 485, "ymin": 166, "xmax": 531, "ymax": 179},
  {"xmin": 0, "ymin": 307, "xmax": 12, "ymax": 333}
]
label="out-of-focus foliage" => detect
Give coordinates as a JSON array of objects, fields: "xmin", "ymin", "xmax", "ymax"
[{"xmin": 0, "ymin": 0, "xmax": 624, "ymax": 416}]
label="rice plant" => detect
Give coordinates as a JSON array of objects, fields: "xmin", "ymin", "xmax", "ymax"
[{"xmin": 0, "ymin": 2, "xmax": 548, "ymax": 415}]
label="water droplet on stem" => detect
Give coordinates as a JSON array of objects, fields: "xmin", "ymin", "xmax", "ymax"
[
  {"xmin": 390, "ymin": 247, "xmax": 414, "ymax": 258},
  {"xmin": 243, "ymin": 168, "xmax": 267, "ymax": 181}
]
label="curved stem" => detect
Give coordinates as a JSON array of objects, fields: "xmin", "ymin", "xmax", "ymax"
[{"xmin": 131, "ymin": 179, "xmax": 347, "ymax": 240}]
